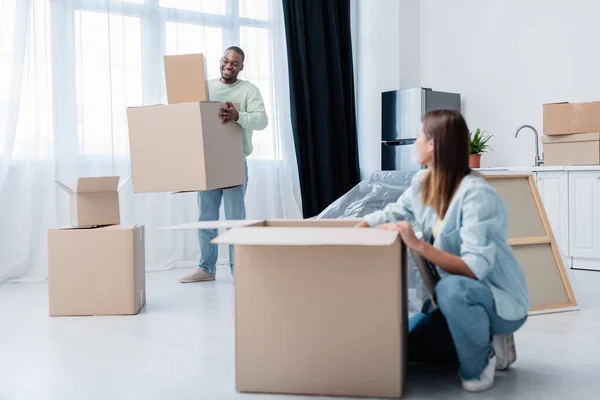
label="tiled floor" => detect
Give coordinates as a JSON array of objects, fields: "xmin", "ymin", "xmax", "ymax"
[{"xmin": 1, "ymin": 267, "xmax": 599, "ymax": 399}]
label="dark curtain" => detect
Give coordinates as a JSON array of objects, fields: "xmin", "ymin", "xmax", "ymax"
[{"xmin": 282, "ymin": 0, "xmax": 360, "ymax": 218}]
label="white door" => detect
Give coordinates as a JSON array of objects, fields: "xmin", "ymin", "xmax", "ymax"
[
  {"xmin": 568, "ymin": 171, "xmax": 600, "ymax": 260},
  {"xmin": 535, "ymin": 171, "xmax": 569, "ymax": 257}
]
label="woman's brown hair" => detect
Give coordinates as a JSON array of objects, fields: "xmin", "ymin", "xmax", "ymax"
[{"xmin": 420, "ymin": 109, "xmax": 472, "ymax": 218}]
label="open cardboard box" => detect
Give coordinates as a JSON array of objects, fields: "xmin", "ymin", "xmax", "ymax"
[
  {"xmin": 160, "ymin": 219, "xmax": 407, "ymax": 398},
  {"xmin": 55, "ymin": 176, "xmax": 130, "ymax": 227}
]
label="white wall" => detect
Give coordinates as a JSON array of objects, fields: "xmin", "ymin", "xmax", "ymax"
[
  {"xmin": 420, "ymin": 0, "xmax": 600, "ymax": 167},
  {"xmin": 352, "ymin": 0, "xmax": 420, "ymax": 178}
]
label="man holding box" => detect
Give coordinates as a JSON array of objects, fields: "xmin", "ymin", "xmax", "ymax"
[{"xmin": 180, "ymin": 46, "xmax": 268, "ymax": 283}]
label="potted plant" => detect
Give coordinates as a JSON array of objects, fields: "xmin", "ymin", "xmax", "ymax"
[{"xmin": 469, "ymin": 128, "xmax": 492, "ymax": 168}]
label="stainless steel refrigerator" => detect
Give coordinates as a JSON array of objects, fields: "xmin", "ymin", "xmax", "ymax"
[{"xmin": 381, "ymin": 87, "xmax": 461, "ymax": 171}]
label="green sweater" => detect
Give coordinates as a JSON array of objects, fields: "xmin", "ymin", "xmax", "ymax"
[{"xmin": 208, "ymin": 79, "xmax": 268, "ymax": 157}]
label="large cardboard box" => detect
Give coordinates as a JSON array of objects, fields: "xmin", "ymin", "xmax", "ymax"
[
  {"xmin": 164, "ymin": 53, "xmax": 210, "ymax": 104},
  {"xmin": 543, "ymin": 132, "xmax": 600, "ymax": 166},
  {"xmin": 160, "ymin": 219, "xmax": 407, "ymax": 398},
  {"xmin": 126, "ymin": 101, "xmax": 245, "ymax": 193},
  {"xmin": 54, "ymin": 176, "xmax": 129, "ymax": 227},
  {"xmin": 543, "ymin": 101, "xmax": 600, "ymax": 135},
  {"xmin": 48, "ymin": 225, "xmax": 146, "ymax": 316}
]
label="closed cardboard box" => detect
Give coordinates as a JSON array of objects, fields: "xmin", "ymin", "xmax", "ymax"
[
  {"xmin": 543, "ymin": 132, "xmax": 600, "ymax": 166},
  {"xmin": 160, "ymin": 219, "xmax": 407, "ymax": 399},
  {"xmin": 164, "ymin": 53, "xmax": 210, "ymax": 104},
  {"xmin": 126, "ymin": 101, "xmax": 245, "ymax": 193},
  {"xmin": 54, "ymin": 176, "xmax": 129, "ymax": 227},
  {"xmin": 543, "ymin": 101, "xmax": 600, "ymax": 135},
  {"xmin": 48, "ymin": 225, "xmax": 146, "ymax": 316}
]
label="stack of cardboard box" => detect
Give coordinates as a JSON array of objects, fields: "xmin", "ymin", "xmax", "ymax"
[
  {"xmin": 126, "ymin": 53, "xmax": 246, "ymax": 193},
  {"xmin": 47, "ymin": 53, "xmax": 247, "ymax": 317},
  {"xmin": 48, "ymin": 176, "xmax": 146, "ymax": 317},
  {"xmin": 543, "ymin": 101, "xmax": 600, "ymax": 166}
]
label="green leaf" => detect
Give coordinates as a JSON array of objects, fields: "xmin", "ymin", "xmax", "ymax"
[{"xmin": 470, "ymin": 128, "xmax": 493, "ymax": 154}]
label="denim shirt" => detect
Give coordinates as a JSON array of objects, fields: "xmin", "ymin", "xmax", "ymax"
[{"xmin": 365, "ymin": 170, "xmax": 530, "ymax": 321}]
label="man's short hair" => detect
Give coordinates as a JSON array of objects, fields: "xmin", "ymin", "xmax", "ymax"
[{"xmin": 225, "ymin": 46, "xmax": 245, "ymax": 62}]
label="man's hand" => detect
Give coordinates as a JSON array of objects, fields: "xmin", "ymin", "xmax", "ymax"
[
  {"xmin": 355, "ymin": 220, "xmax": 370, "ymax": 228},
  {"xmin": 219, "ymin": 101, "xmax": 240, "ymax": 124},
  {"xmin": 377, "ymin": 221, "xmax": 422, "ymax": 250}
]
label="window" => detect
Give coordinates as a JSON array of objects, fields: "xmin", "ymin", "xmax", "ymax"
[
  {"xmin": 160, "ymin": 0, "xmax": 226, "ymax": 15},
  {"xmin": 3, "ymin": 0, "xmax": 53, "ymax": 160},
  {"xmin": 74, "ymin": 11, "xmax": 142, "ymax": 156},
  {"xmin": 164, "ymin": 22, "xmax": 223, "ymax": 78},
  {"xmin": 51, "ymin": 0, "xmax": 277, "ymax": 161},
  {"xmin": 0, "ymin": 0, "xmax": 17, "ymax": 155},
  {"xmin": 240, "ymin": 0, "xmax": 269, "ymax": 20},
  {"xmin": 240, "ymin": 26, "xmax": 276, "ymax": 159}
]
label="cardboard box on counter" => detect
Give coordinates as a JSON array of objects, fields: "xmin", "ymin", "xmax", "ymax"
[
  {"xmin": 54, "ymin": 176, "xmax": 129, "ymax": 227},
  {"xmin": 543, "ymin": 101, "xmax": 600, "ymax": 135},
  {"xmin": 543, "ymin": 132, "xmax": 600, "ymax": 166},
  {"xmin": 126, "ymin": 101, "xmax": 245, "ymax": 193},
  {"xmin": 48, "ymin": 225, "xmax": 146, "ymax": 317},
  {"xmin": 164, "ymin": 53, "xmax": 210, "ymax": 104},
  {"xmin": 159, "ymin": 219, "xmax": 407, "ymax": 399}
]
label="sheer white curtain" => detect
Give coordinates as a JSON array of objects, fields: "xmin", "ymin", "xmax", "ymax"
[{"xmin": 0, "ymin": 0, "xmax": 302, "ymax": 283}]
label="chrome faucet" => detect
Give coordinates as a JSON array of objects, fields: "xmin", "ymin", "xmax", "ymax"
[{"xmin": 515, "ymin": 125, "xmax": 544, "ymax": 166}]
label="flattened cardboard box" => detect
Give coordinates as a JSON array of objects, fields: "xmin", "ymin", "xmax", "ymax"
[
  {"xmin": 164, "ymin": 53, "xmax": 210, "ymax": 104},
  {"xmin": 48, "ymin": 225, "xmax": 146, "ymax": 316},
  {"xmin": 543, "ymin": 132, "xmax": 600, "ymax": 166},
  {"xmin": 126, "ymin": 101, "xmax": 245, "ymax": 193},
  {"xmin": 55, "ymin": 176, "xmax": 129, "ymax": 227},
  {"xmin": 543, "ymin": 101, "xmax": 600, "ymax": 135},
  {"xmin": 160, "ymin": 219, "xmax": 407, "ymax": 399}
]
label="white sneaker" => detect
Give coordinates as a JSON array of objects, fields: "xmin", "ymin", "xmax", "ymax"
[
  {"xmin": 461, "ymin": 355, "xmax": 496, "ymax": 393},
  {"xmin": 179, "ymin": 269, "xmax": 216, "ymax": 283},
  {"xmin": 493, "ymin": 334, "xmax": 516, "ymax": 371}
]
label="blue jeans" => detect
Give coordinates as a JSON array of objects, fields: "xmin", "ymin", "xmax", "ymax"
[
  {"xmin": 408, "ymin": 275, "xmax": 527, "ymax": 380},
  {"xmin": 197, "ymin": 162, "xmax": 248, "ymax": 275}
]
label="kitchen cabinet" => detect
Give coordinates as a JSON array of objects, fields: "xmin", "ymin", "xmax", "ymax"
[
  {"xmin": 535, "ymin": 171, "xmax": 569, "ymax": 257},
  {"xmin": 479, "ymin": 166, "xmax": 600, "ymax": 272},
  {"xmin": 568, "ymin": 171, "xmax": 600, "ymax": 271}
]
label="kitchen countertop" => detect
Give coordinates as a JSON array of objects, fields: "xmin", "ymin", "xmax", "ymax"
[{"xmin": 475, "ymin": 165, "xmax": 600, "ymax": 173}]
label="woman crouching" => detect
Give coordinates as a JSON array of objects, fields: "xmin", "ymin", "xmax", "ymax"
[{"xmin": 357, "ymin": 109, "xmax": 529, "ymax": 392}]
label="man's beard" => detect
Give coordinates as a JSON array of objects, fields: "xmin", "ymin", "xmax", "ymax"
[{"xmin": 221, "ymin": 70, "xmax": 236, "ymax": 82}]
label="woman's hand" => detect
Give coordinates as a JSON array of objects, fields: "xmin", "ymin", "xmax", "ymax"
[
  {"xmin": 355, "ymin": 220, "xmax": 370, "ymax": 228},
  {"xmin": 377, "ymin": 222, "xmax": 477, "ymax": 279},
  {"xmin": 376, "ymin": 221, "xmax": 422, "ymax": 250}
]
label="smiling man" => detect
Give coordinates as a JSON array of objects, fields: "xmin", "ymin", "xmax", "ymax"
[{"xmin": 180, "ymin": 46, "xmax": 268, "ymax": 283}]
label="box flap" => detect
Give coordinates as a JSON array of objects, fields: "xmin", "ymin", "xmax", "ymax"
[
  {"xmin": 542, "ymin": 132, "xmax": 600, "ymax": 143},
  {"xmin": 126, "ymin": 104, "xmax": 164, "ymax": 110},
  {"xmin": 543, "ymin": 101, "xmax": 569, "ymax": 106},
  {"xmin": 52, "ymin": 225, "xmax": 108, "ymax": 230},
  {"xmin": 76, "ymin": 176, "xmax": 120, "ymax": 193},
  {"xmin": 158, "ymin": 220, "xmax": 265, "ymax": 231},
  {"xmin": 118, "ymin": 175, "xmax": 132, "ymax": 191},
  {"xmin": 264, "ymin": 219, "xmax": 362, "ymax": 228},
  {"xmin": 52, "ymin": 224, "xmax": 139, "ymax": 231},
  {"xmin": 100, "ymin": 224, "xmax": 140, "ymax": 230},
  {"xmin": 55, "ymin": 180, "xmax": 77, "ymax": 194},
  {"xmin": 212, "ymin": 227, "xmax": 399, "ymax": 247}
]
